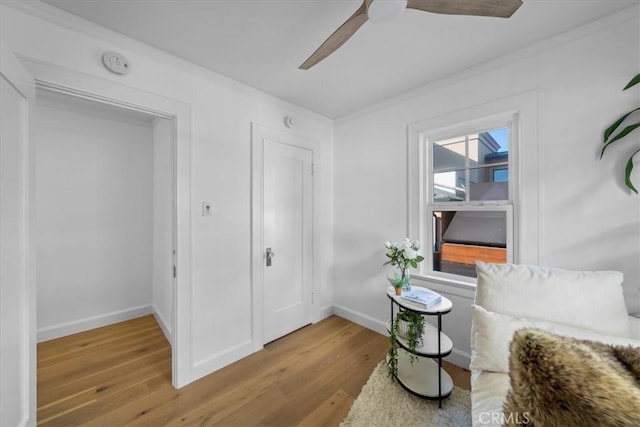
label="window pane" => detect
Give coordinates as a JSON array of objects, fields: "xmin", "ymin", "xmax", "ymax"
[
  {"xmin": 432, "ymin": 210, "xmax": 507, "ymax": 278},
  {"xmin": 484, "ymin": 128, "xmax": 509, "ymax": 155},
  {"xmin": 433, "ymin": 171, "xmax": 466, "ymax": 201},
  {"xmin": 432, "ymin": 127, "xmax": 509, "ymax": 203},
  {"xmin": 468, "ymin": 165, "xmax": 509, "ymax": 201},
  {"xmin": 433, "ymin": 137, "xmax": 466, "ymax": 171},
  {"xmin": 493, "ymin": 168, "xmax": 508, "ymax": 182}
]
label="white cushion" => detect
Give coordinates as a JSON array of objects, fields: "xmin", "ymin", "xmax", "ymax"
[
  {"xmin": 470, "ymin": 305, "xmax": 640, "ymax": 373},
  {"xmin": 470, "ymin": 370, "xmax": 511, "ymax": 427},
  {"xmin": 474, "ymin": 261, "xmax": 630, "ymax": 337}
]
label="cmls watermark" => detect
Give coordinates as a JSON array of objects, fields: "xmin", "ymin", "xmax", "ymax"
[{"xmin": 479, "ymin": 411, "xmax": 531, "ymax": 425}]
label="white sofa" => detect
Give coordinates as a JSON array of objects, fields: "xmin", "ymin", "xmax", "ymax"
[{"xmin": 469, "ymin": 262, "xmax": 640, "ymax": 426}]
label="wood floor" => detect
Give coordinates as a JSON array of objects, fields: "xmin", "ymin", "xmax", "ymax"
[{"xmin": 38, "ymin": 315, "xmax": 470, "ymax": 426}]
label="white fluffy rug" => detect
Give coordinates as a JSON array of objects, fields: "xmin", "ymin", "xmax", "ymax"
[{"xmin": 341, "ymin": 362, "xmax": 472, "ymax": 427}]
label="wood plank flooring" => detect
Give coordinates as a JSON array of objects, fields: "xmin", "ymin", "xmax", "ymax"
[{"xmin": 38, "ymin": 314, "xmax": 470, "ymax": 426}]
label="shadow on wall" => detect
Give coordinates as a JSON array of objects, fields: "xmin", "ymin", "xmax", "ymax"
[
  {"xmin": 549, "ymin": 218, "xmax": 639, "ymax": 313},
  {"xmin": 334, "ymin": 227, "xmax": 393, "ymax": 303}
]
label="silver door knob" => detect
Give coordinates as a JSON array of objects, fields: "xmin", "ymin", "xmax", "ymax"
[{"xmin": 266, "ymin": 247, "xmax": 275, "ymax": 266}]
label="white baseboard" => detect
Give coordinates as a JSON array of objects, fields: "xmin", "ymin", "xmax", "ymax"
[
  {"xmin": 332, "ymin": 304, "xmax": 471, "ymax": 369},
  {"xmin": 191, "ymin": 339, "xmax": 254, "ymax": 383},
  {"xmin": 445, "ymin": 348, "xmax": 471, "ymax": 370},
  {"xmin": 332, "ymin": 304, "xmax": 388, "ymax": 336},
  {"xmin": 315, "ymin": 304, "xmax": 334, "ymax": 323},
  {"xmin": 152, "ymin": 305, "xmax": 173, "ymax": 345},
  {"xmin": 37, "ymin": 304, "xmax": 153, "ymax": 343}
]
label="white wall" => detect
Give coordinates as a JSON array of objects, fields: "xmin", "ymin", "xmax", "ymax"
[
  {"xmin": 7, "ymin": 0, "xmax": 636, "ymax": 383},
  {"xmin": 333, "ymin": 9, "xmax": 640, "ymax": 368},
  {"xmin": 35, "ymin": 92, "xmax": 155, "ymax": 341},
  {"xmin": 1, "ymin": 1, "xmax": 334, "ymax": 383},
  {"xmin": 152, "ymin": 118, "xmax": 174, "ymax": 341}
]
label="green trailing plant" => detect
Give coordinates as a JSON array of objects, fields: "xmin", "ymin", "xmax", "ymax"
[
  {"xmin": 387, "ymin": 309, "xmax": 425, "ymax": 379},
  {"xmin": 601, "ymin": 73, "xmax": 640, "ymax": 194}
]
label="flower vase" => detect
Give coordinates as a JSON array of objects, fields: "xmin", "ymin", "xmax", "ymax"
[{"xmin": 401, "ymin": 269, "xmax": 411, "ymax": 291}]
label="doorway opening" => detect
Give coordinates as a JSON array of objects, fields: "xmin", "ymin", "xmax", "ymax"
[{"xmin": 33, "ymin": 87, "xmax": 176, "ymax": 382}]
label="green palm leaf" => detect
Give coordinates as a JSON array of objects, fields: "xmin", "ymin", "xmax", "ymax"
[
  {"xmin": 603, "ymin": 108, "xmax": 639, "ymax": 143},
  {"xmin": 601, "ymin": 122, "xmax": 640, "ymax": 158},
  {"xmin": 625, "ymin": 148, "xmax": 640, "ymax": 194},
  {"xmin": 601, "ymin": 74, "xmax": 640, "ymax": 195},
  {"xmin": 623, "ymin": 74, "xmax": 640, "ymax": 90}
]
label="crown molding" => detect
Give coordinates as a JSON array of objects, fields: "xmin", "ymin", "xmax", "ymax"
[
  {"xmin": 0, "ymin": 0, "xmax": 333, "ymax": 126},
  {"xmin": 335, "ymin": 4, "xmax": 639, "ymax": 125}
]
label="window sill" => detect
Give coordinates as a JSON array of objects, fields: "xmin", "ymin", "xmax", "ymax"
[{"xmin": 410, "ymin": 273, "xmax": 477, "ymax": 299}]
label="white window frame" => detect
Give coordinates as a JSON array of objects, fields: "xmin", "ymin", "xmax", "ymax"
[
  {"xmin": 426, "ymin": 115, "xmax": 517, "ymax": 285},
  {"xmin": 407, "ymin": 92, "xmax": 540, "ymax": 288}
]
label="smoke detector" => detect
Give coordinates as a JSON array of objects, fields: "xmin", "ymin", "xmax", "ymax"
[
  {"xmin": 284, "ymin": 116, "xmax": 295, "ymax": 128},
  {"xmin": 102, "ymin": 52, "xmax": 130, "ymax": 75}
]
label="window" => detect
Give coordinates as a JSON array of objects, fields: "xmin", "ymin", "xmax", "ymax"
[
  {"xmin": 428, "ymin": 126, "xmax": 513, "ymax": 279},
  {"xmin": 408, "ymin": 92, "xmax": 539, "ymax": 285}
]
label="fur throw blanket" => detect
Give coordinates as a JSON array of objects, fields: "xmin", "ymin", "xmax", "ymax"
[{"xmin": 503, "ymin": 328, "xmax": 640, "ymax": 427}]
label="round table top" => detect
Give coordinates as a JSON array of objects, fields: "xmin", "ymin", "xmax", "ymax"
[{"xmin": 386, "ymin": 286, "xmax": 452, "ymax": 314}]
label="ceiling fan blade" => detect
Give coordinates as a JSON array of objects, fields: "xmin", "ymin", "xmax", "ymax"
[
  {"xmin": 299, "ymin": 1, "xmax": 368, "ymax": 70},
  {"xmin": 406, "ymin": 0, "xmax": 522, "ymax": 18}
]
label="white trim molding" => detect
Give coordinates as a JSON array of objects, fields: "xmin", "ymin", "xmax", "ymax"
[
  {"xmin": 407, "ymin": 90, "xmax": 541, "ymax": 287},
  {"xmin": 332, "ymin": 304, "xmax": 388, "ymax": 336},
  {"xmin": 18, "ymin": 57, "xmax": 194, "ymax": 389},
  {"xmin": 1, "ymin": 41, "xmax": 37, "ymax": 427},
  {"xmin": 332, "ymin": 304, "xmax": 472, "ymax": 369},
  {"xmin": 1, "ymin": 1, "xmax": 332, "ymax": 127},
  {"xmin": 250, "ymin": 123, "xmax": 322, "ymax": 352},
  {"xmin": 152, "ymin": 305, "xmax": 173, "ymax": 345},
  {"xmin": 336, "ymin": 5, "xmax": 638, "ymax": 124},
  {"xmin": 37, "ymin": 305, "xmax": 153, "ymax": 343}
]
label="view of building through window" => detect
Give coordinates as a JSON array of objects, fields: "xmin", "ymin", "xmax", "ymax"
[
  {"xmin": 433, "ymin": 128, "xmax": 509, "ymax": 202},
  {"xmin": 430, "ymin": 127, "xmax": 510, "ymax": 278},
  {"xmin": 432, "ymin": 209, "xmax": 507, "ymax": 277}
]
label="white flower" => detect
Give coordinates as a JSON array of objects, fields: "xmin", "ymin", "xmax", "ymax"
[
  {"xmin": 400, "ymin": 238, "xmax": 412, "ymax": 250},
  {"xmin": 385, "ymin": 238, "xmax": 424, "ymax": 269},
  {"xmin": 403, "ymin": 248, "xmax": 418, "ymax": 260}
]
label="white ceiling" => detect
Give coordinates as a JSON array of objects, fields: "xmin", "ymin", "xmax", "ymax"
[{"xmin": 40, "ymin": 0, "xmax": 638, "ymax": 119}]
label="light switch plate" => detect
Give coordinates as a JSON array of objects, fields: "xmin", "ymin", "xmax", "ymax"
[{"xmin": 202, "ymin": 202, "xmax": 213, "ymax": 216}]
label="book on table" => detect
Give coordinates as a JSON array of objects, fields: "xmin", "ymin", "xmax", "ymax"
[{"xmin": 401, "ymin": 288, "xmax": 442, "ymax": 308}]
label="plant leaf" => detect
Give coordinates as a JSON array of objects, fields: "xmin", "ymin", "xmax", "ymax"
[
  {"xmin": 601, "ymin": 122, "xmax": 640, "ymax": 158},
  {"xmin": 604, "ymin": 108, "xmax": 640, "ymax": 143},
  {"xmin": 623, "ymin": 74, "xmax": 640, "ymax": 90},
  {"xmin": 625, "ymin": 148, "xmax": 640, "ymax": 194}
]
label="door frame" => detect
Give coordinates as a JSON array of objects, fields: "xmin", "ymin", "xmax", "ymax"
[
  {"xmin": 19, "ymin": 57, "xmax": 193, "ymax": 388},
  {"xmin": 250, "ymin": 123, "xmax": 318, "ymax": 351},
  {"xmin": 1, "ymin": 41, "xmax": 37, "ymax": 427}
]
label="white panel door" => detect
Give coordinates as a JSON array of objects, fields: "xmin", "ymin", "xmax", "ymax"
[
  {"xmin": 263, "ymin": 138, "xmax": 313, "ymax": 343},
  {"xmin": 1, "ymin": 44, "xmax": 36, "ymax": 427}
]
